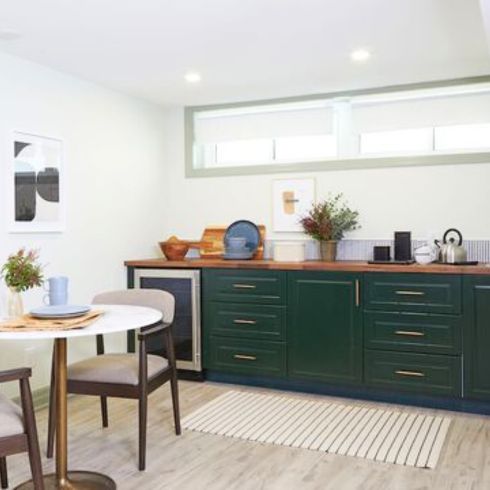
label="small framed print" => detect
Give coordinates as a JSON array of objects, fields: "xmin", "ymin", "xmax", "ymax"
[
  {"xmin": 272, "ymin": 178, "xmax": 315, "ymax": 232},
  {"xmin": 9, "ymin": 131, "xmax": 65, "ymax": 233}
]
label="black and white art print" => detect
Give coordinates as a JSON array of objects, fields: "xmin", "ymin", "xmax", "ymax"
[{"xmin": 10, "ymin": 132, "xmax": 64, "ymax": 232}]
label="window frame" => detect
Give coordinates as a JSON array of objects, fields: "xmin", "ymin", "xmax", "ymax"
[{"xmin": 185, "ymin": 76, "xmax": 490, "ymax": 178}]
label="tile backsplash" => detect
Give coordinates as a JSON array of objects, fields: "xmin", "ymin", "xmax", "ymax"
[{"xmin": 263, "ymin": 239, "xmax": 490, "ymax": 262}]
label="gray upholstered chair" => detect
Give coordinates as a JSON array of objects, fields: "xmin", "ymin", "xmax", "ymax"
[
  {"xmin": 47, "ymin": 289, "xmax": 181, "ymax": 471},
  {"xmin": 0, "ymin": 368, "xmax": 44, "ymax": 489}
]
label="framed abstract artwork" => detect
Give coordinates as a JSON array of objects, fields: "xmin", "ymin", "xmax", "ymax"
[
  {"xmin": 272, "ymin": 178, "xmax": 315, "ymax": 232},
  {"xmin": 9, "ymin": 131, "xmax": 64, "ymax": 232}
]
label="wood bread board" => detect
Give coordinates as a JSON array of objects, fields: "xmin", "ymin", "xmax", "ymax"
[{"xmin": 200, "ymin": 225, "xmax": 266, "ymax": 259}]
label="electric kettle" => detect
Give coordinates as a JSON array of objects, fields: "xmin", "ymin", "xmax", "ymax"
[{"xmin": 435, "ymin": 228, "xmax": 467, "ymax": 263}]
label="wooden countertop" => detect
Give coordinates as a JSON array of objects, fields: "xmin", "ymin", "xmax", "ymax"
[{"xmin": 124, "ymin": 258, "xmax": 490, "ymax": 275}]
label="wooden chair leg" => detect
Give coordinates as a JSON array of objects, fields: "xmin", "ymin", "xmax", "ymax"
[
  {"xmin": 20, "ymin": 378, "xmax": 45, "ymax": 490},
  {"xmin": 46, "ymin": 344, "xmax": 56, "ymax": 459},
  {"xmin": 170, "ymin": 371, "xmax": 181, "ymax": 435},
  {"xmin": 100, "ymin": 396, "xmax": 109, "ymax": 428},
  {"xmin": 0, "ymin": 457, "xmax": 8, "ymax": 489},
  {"xmin": 165, "ymin": 327, "xmax": 181, "ymax": 435},
  {"xmin": 138, "ymin": 394, "xmax": 148, "ymax": 471}
]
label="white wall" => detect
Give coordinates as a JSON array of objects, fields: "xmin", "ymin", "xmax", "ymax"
[
  {"xmin": 0, "ymin": 53, "xmax": 168, "ymax": 396},
  {"xmin": 162, "ymin": 108, "xmax": 490, "ymax": 242}
]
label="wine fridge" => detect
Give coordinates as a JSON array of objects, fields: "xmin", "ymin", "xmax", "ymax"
[{"xmin": 128, "ymin": 268, "xmax": 202, "ymax": 374}]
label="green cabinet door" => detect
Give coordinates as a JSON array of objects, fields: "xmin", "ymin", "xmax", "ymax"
[
  {"xmin": 288, "ymin": 271, "xmax": 362, "ymax": 384},
  {"xmin": 464, "ymin": 275, "xmax": 490, "ymax": 401}
]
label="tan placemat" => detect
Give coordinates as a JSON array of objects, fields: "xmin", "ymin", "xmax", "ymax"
[{"xmin": 0, "ymin": 309, "xmax": 104, "ymax": 332}]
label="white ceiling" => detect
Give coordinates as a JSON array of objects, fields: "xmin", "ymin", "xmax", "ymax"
[{"xmin": 0, "ymin": 0, "xmax": 489, "ymax": 106}]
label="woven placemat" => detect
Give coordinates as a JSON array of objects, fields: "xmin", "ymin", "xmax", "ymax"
[{"xmin": 0, "ymin": 309, "xmax": 104, "ymax": 332}]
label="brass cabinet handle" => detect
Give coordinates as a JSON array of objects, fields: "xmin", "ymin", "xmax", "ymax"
[
  {"xmin": 233, "ymin": 284, "xmax": 256, "ymax": 289},
  {"xmin": 395, "ymin": 290, "xmax": 425, "ymax": 296},
  {"xmin": 395, "ymin": 330, "xmax": 425, "ymax": 337},
  {"xmin": 233, "ymin": 319, "xmax": 257, "ymax": 325},
  {"xmin": 355, "ymin": 280, "xmax": 361, "ymax": 307},
  {"xmin": 233, "ymin": 354, "xmax": 257, "ymax": 361},
  {"xmin": 395, "ymin": 370, "xmax": 425, "ymax": 377}
]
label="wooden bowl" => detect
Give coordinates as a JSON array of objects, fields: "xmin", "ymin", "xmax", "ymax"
[{"xmin": 159, "ymin": 242, "xmax": 190, "ymax": 261}]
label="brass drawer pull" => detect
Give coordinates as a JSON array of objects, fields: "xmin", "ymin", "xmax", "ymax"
[
  {"xmin": 233, "ymin": 319, "xmax": 257, "ymax": 325},
  {"xmin": 355, "ymin": 280, "xmax": 361, "ymax": 307},
  {"xmin": 233, "ymin": 354, "xmax": 257, "ymax": 361},
  {"xmin": 395, "ymin": 370, "xmax": 425, "ymax": 378},
  {"xmin": 395, "ymin": 290, "xmax": 425, "ymax": 296},
  {"xmin": 233, "ymin": 284, "xmax": 256, "ymax": 289},
  {"xmin": 395, "ymin": 330, "xmax": 425, "ymax": 337}
]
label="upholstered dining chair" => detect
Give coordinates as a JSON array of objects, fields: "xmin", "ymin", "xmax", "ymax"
[
  {"xmin": 0, "ymin": 367, "xmax": 44, "ymax": 489},
  {"xmin": 46, "ymin": 289, "xmax": 181, "ymax": 471}
]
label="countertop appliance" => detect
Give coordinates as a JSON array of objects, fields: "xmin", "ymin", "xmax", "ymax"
[{"xmin": 436, "ymin": 228, "xmax": 469, "ymax": 264}]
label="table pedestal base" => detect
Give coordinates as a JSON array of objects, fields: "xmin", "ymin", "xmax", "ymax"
[{"xmin": 15, "ymin": 471, "xmax": 116, "ymax": 489}]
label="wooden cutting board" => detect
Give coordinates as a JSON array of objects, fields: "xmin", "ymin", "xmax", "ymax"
[{"xmin": 200, "ymin": 225, "xmax": 266, "ymax": 259}]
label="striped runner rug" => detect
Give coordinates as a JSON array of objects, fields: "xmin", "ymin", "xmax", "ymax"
[{"xmin": 182, "ymin": 390, "xmax": 451, "ymax": 469}]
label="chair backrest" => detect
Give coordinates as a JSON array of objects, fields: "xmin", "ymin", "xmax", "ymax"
[{"xmin": 92, "ymin": 289, "xmax": 175, "ymax": 323}]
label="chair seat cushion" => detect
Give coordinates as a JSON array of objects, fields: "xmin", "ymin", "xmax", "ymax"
[
  {"xmin": 0, "ymin": 393, "xmax": 24, "ymax": 438},
  {"xmin": 68, "ymin": 354, "xmax": 169, "ymax": 386}
]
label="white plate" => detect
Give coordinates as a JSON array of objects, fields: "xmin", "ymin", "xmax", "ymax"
[{"xmin": 30, "ymin": 305, "xmax": 91, "ymax": 319}]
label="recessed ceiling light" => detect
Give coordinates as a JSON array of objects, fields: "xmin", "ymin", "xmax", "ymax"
[
  {"xmin": 0, "ymin": 28, "xmax": 21, "ymax": 41},
  {"xmin": 184, "ymin": 72, "xmax": 202, "ymax": 83},
  {"xmin": 350, "ymin": 49, "xmax": 371, "ymax": 62}
]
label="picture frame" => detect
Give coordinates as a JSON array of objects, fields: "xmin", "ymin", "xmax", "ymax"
[
  {"xmin": 272, "ymin": 178, "xmax": 315, "ymax": 232},
  {"xmin": 8, "ymin": 131, "xmax": 65, "ymax": 233}
]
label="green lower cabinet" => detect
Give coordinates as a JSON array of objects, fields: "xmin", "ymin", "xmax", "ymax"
[
  {"xmin": 206, "ymin": 302, "xmax": 286, "ymax": 341},
  {"xmin": 208, "ymin": 337, "xmax": 286, "ymax": 377},
  {"xmin": 365, "ymin": 350, "xmax": 461, "ymax": 397},
  {"xmin": 364, "ymin": 310, "xmax": 462, "ymax": 355},
  {"xmin": 287, "ymin": 271, "xmax": 362, "ymax": 384},
  {"xmin": 364, "ymin": 273, "xmax": 462, "ymax": 314},
  {"xmin": 199, "ymin": 266, "xmax": 490, "ymax": 408},
  {"xmin": 463, "ymin": 276, "xmax": 490, "ymax": 401}
]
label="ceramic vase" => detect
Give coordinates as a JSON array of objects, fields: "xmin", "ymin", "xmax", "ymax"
[{"xmin": 320, "ymin": 240, "xmax": 338, "ymax": 262}]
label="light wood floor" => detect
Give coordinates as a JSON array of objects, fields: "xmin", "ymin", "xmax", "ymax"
[{"xmin": 5, "ymin": 380, "xmax": 490, "ymax": 489}]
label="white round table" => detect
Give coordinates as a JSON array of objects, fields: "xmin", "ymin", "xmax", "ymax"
[{"xmin": 0, "ymin": 305, "xmax": 162, "ymax": 490}]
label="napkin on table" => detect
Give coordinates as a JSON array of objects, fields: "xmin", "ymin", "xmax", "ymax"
[{"xmin": 0, "ymin": 310, "xmax": 104, "ymax": 332}]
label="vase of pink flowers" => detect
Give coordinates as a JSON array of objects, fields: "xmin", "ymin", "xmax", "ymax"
[{"xmin": 1, "ymin": 248, "xmax": 44, "ymax": 318}]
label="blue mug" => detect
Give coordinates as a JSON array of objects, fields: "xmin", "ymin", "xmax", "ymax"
[{"xmin": 44, "ymin": 276, "xmax": 69, "ymax": 306}]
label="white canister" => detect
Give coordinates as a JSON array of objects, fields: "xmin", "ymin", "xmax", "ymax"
[
  {"xmin": 414, "ymin": 244, "xmax": 437, "ymax": 265},
  {"xmin": 273, "ymin": 242, "xmax": 306, "ymax": 262}
]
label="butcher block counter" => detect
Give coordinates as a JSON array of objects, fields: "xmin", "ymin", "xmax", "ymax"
[{"xmin": 124, "ymin": 258, "xmax": 490, "ymax": 275}]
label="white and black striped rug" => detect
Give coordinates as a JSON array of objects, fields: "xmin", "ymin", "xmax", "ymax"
[{"xmin": 182, "ymin": 390, "xmax": 451, "ymax": 469}]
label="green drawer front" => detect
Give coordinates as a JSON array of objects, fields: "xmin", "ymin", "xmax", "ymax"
[
  {"xmin": 364, "ymin": 273, "xmax": 462, "ymax": 314},
  {"xmin": 207, "ymin": 303, "xmax": 285, "ymax": 341},
  {"xmin": 208, "ymin": 337, "xmax": 286, "ymax": 377},
  {"xmin": 364, "ymin": 311, "xmax": 462, "ymax": 355},
  {"xmin": 204, "ymin": 269, "xmax": 286, "ymax": 305},
  {"xmin": 364, "ymin": 350, "xmax": 461, "ymax": 397}
]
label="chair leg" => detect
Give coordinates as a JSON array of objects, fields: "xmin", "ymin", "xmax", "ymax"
[
  {"xmin": 170, "ymin": 371, "xmax": 181, "ymax": 435},
  {"xmin": 164, "ymin": 327, "xmax": 181, "ymax": 436},
  {"xmin": 0, "ymin": 457, "xmax": 8, "ymax": 489},
  {"xmin": 138, "ymin": 394, "xmax": 148, "ymax": 471},
  {"xmin": 20, "ymin": 378, "xmax": 45, "ymax": 490},
  {"xmin": 100, "ymin": 396, "xmax": 109, "ymax": 428},
  {"xmin": 46, "ymin": 345, "xmax": 56, "ymax": 458}
]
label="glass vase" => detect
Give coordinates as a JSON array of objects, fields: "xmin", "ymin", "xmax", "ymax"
[{"xmin": 7, "ymin": 287, "xmax": 24, "ymax": 318}]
